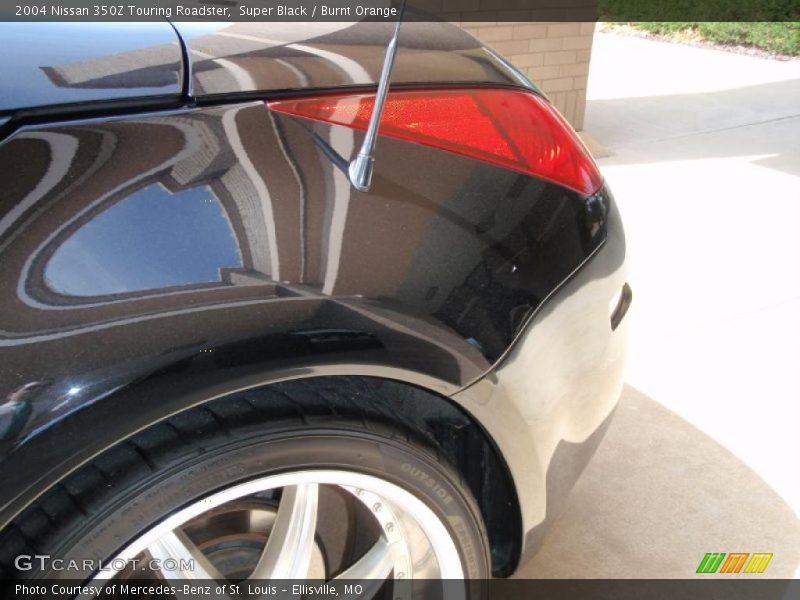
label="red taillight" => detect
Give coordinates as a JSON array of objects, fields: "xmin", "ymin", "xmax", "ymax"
[{"xmin": 267, "ymin": 88, "xmax": 603, "ymax": 196}]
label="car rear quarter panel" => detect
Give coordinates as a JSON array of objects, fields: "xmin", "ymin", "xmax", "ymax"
[{"xmin": 0, "ymin": 97, "xmax": 616, "ymax": 567}]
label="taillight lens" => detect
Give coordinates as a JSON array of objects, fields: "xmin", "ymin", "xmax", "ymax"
[{"xmin": 267, "ymin": 87, "xmax": 603, "ymax": 196}]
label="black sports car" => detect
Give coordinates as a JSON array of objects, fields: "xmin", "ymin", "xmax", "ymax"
[{"xmin": 0, "ymin": 19, "xmax": 629, "ymax": 592}]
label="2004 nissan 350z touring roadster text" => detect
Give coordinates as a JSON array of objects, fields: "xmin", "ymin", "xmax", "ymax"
[{"xmin": 0, "ymin": 18, "xmax": 630, "ymax": 594}]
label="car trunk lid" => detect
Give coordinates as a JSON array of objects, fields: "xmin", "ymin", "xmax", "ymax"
[{"xmin": 0, "ymin": 22, "xmax": 184, "ymax": 115}]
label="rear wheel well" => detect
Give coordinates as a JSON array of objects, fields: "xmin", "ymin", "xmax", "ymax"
[{"xmin": 1, "ymin": 375, "xmax": 522, "ymax": 577}]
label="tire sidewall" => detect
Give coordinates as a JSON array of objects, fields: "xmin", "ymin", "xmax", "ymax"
[{"xmin": 36, "ymin": 427, "xmax": 489, "ymax": 581}]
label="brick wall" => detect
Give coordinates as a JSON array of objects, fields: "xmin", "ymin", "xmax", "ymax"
[{"xmin": 461, "ymin": 22, "xmax": 596, "ymax": 130}]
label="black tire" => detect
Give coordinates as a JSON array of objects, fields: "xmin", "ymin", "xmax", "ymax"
[{"xmin": 0, "ymin": 380, "xmax": 491, "ymax": 588}]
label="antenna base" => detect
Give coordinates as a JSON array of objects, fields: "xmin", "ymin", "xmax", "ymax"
[{"xmin": 348, "ymin": 153, "xmax": 375, "ymax": 192}]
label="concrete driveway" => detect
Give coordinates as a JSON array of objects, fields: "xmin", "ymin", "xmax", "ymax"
[{"xmin": 515, "ymin": 31, "xmax": 800, "ymax": 578}]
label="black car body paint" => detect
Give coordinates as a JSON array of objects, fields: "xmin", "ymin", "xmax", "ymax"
[{"xmin": 0, "ymin": 20, "xmax": 628, "ymax": 574}]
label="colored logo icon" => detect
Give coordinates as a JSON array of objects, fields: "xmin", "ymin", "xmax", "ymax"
[{"xmin": 697, "ymin": 553, "xmax": 773, "ymax": 574}]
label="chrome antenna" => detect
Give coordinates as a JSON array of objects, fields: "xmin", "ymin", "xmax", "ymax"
[{"xmin": 348, "ymin": 5, "xmax": 405, "ymax": 193}]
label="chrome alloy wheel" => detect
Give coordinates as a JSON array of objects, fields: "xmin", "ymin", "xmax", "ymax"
[{"xmin": 87, "ymin": 470, "xmax": 464, "ymax": 595}]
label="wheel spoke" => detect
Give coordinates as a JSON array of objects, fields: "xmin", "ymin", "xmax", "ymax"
[
  {"xmin": 334, "ymin": 538, "xmax": 395, "ymax": 581},
  {"xmin": 147, "ymin": 528, "xmax": 226, "ymax": 582},
  {"xmin": 249, "ymin": 483, "xmax": 319, "ymax": 579},
  {"xmin": 331, "ymin": 539, "xmax": 396, "ymax": 599},
  {"xmin": 89, "ymin": 471, "xmax": 464, "ymax": 593}
]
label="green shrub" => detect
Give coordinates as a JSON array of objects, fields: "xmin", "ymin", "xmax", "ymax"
[{"xmin": 621, "ymin": 22, "xmax": 800, "ymax": 56}]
